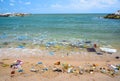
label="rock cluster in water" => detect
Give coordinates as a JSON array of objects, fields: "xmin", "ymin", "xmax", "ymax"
[
  {"xmin": 0, "ymin": 13, "xmax": 30, "ymax": 17},
  {"xmin": 104, "ymin": 10, "xmax": 120, "ymax": 19}
]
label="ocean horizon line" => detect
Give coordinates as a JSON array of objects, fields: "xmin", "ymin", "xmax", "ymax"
[
  {"xmin": 0, "ymin": 12, "xmax": 109, "ymax": 15},
  {"xmin": 29, "ymin": 12, "xmax": 111, "ymax": 15}
]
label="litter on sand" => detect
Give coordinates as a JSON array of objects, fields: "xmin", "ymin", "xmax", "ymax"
[
  {"xmin": 8, "ymin": 59, "xmax": 120, "ymax": 77},
  {"xmin": 10, "ymin": 59, "xmax": 23, "ymax": 77},
  {"xmin": 100, "ymin": 47, "xmax": 117, "ymax": 53},
  {"xmin": 54, "ymin": 61, "xmax": 61, "ymax": 65},
  {"xmin": 87, "ymin": 48, "xmax": 96, "ymax": 52}
]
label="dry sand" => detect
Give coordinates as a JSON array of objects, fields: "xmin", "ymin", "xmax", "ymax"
[{"xmin": 0, "ymin": 48, "xmax": 120, "ymax": 81}]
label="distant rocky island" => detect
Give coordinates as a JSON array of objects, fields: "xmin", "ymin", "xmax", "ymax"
[
  {"xmin": 104, "ymin": 10, "xmax": 120, "ymax": 19},
  {"xmin": 0, "ymin": 13, "xmax": 30, "ymax": 17}
]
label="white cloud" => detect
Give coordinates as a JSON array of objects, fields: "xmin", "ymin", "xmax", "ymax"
[
  {"xmin": 9, "ymin": 3, "xmax": 14, "ymax": 6},
  {"xmin": 25, "ymin": 2, "xmax": 31, "ymax": 5},
  {"xmin": 51, "ymin": 0, "xmax": 120, "ymax": 10}
]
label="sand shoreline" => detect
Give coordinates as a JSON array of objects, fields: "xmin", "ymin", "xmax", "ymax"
[{"xmin": 0, "ymin": 48, "xmax": 120, "ymax": 81}]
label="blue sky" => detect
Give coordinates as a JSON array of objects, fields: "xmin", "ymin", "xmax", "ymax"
[{"xmin": 0, "ymin": 0, "xmax": 120, "ymax": 13}]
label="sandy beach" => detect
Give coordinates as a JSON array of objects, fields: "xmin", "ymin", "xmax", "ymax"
[{"xmin": 0, "ymin": 48, "xmax": 120, "ymax": 81}]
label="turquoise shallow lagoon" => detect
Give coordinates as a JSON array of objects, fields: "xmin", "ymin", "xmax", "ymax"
[{"xmin": 0, "ymin": 14, "xmax": 120, "ymax": 48}]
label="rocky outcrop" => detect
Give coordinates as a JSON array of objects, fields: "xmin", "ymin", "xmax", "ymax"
[
  {"xmin": 104, "ymin": 10, "xmax": 120, "ymax": 19},
  {"xmin": 0, "ymin": 14, "xmax": 10, "ymax": 17},
  {"xmin": 0, "ymin": 13, "xmax": 30, "ymax": 17},
  {"xmin": 104, "ymin": 14, "xmax": 120, "ymax": 19}
]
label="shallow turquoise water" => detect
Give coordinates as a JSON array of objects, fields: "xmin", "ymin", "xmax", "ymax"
[{"xmin": 0, "ymin": 14, "xmax": 120, "ymax": 48}]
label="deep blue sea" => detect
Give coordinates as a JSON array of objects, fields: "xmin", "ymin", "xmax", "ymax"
[{"xmin": 0, "ymin": 14, "xmax": 120, "ymax": 48}]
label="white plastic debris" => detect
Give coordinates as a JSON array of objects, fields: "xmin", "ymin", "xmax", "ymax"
[{"xmin": 100, "ymin": 47, "xmax": 117, "ymax": 53}]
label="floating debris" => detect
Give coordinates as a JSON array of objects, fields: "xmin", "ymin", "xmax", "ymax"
[
  {"xmin": 0, "ymin": 33, "xmax": 7, "ymax": 39},
  {"xmin": 49, "ymin": 51, "xmax": 54, "ymax": 56},
  {"xmin": 16, "ymin": 36, "xmax": 28, "ymax": 41},
  {"xmin": 17, "ymin": 45, "xmax": 25, "ymax": 48}
]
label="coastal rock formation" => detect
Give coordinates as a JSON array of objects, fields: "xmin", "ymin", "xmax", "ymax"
[
  {"xmin": 104, "ymin": 10, "xmax": 120, "ymax": 19},
  {"xmin": 0, "ymin": 13, "xmax": 10, "ymax": 17},
  {"xmin": 0, "ymin": 13, "xmax": 29, "ymax": 17}
]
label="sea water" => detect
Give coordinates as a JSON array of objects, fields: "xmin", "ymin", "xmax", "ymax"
[{"xmin": 0, "ymin": 14, "xmax": 120, "ymax": 48}]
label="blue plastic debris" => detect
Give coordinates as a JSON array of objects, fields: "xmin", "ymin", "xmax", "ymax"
[
  {"xmin": 46, "ymin": 42, "xmax": 56, "ymax": 47},
  {"xmin": 18, "ymin": 69, "xmax": 23, "ymax": 72},
  {"xmin": 49, "ymin": 51, "xmax": 54, "ymax": 56},
  {"xmin": 43, "ymin": 68, "xmax": 48, "ymax": 71},
  {"xmin": 37, "ymin": 62, "xmax": 42, "ymax": 64},
  {"xmin": 85, "ymin": 41, "xmax": 91, "ymax": 44},
  {"xmin": 108, "ymin": 64, "xmax": 119, "ymax": 73},
  {"xmin": 17, "ymin": 36, "xmax": 28, "ymax": 41},
  {"xmin": 17, "ymin": 46, "xmax": 25, "ymax": 48},
  {"xmin": 0, "ymin": 33, "xmax": 7, "ymax": 39}
]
